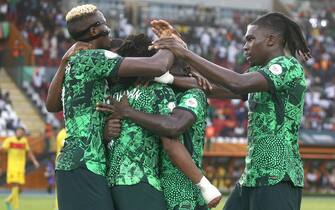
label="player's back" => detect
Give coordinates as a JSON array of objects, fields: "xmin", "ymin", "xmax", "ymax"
[
  {"xmin": 107, "ymin": 82, "xmax": 176, "ymax": 191},
  {"xmin": 57, "ymin": 49, "xmax": 123, "ymax": 176}
]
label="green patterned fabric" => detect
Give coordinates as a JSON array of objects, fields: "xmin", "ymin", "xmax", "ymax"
[
  {"xmin": 107, "ymin": 82, "xmax": 176, "ymax": 191},
  {"xmin": 56, "ymin": 49, "xmax": 123, "ymax": 176},
  {"xmin": 239, "ymin": 56, "xmax": 306, "ymax": 187},
  {"xmin": 161, "ymin": 88, "xmax": 209, "ymax": 210}
]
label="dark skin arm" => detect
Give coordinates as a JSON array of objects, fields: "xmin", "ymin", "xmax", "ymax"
[
  {"xmin": 97, "ymin": 96, "xmax": 195, "ymax": 138},
  {"xmin": 161, "ymin": 137, "xmax": 203, "ymax": 184},
  {"xmin": 151, "ymin": 20, "xmax": 269, "ymax": 94},
  {"xmin": 153, "ymin": 38, "xmax": 269, "ymax": 95},
  {"xmin": 118, "ymin": 49, "xmax": 174, "ymax": 77},
  {"xmin": 45, "ymin": 60, "xmax": 67, "ymax": 112},
  {"xmin": 172, "ymin": 74, "xmax": 243, "ymax": 99}
]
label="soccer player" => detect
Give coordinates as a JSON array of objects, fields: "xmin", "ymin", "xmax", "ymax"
[
  {"xmin": 99, "ymin": 34, "xmax": 176, "ymax": 210},
  {"xmin": 152, "ymin": 12, "xmax": 310, "ymax": 210},
  {"xmin": 97, "ymin": 34, "xmax": 232, "ymax": 210},
  {"xmin": 45, "ymin": 4, "xmax": 174, "ymax": 210},
  {"xmin": 2, "ymin": 127, "xmax": 39, "ymax": 210}
]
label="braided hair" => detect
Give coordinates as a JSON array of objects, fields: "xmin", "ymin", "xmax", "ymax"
[
  {"xmin": 251, "ymin": 12, "xmax": 310, "ymax": 58},
  {"xmin": 116, "ymin": 33, "xmax": 156, "ymax": 57},
  {"xmin": 115, "ymin": 34, "xmax": 157, "ymax": 86}
]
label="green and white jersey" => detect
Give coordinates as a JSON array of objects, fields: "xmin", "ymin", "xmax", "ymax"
[
  {"xmin": 239, "ymin": 56, "xmax": 306, "ymax": 187},
  {"xmin": 161, "ymin": 88, "xmax": 208, "ymax": 210},
  {"xmin": 107, "ymin": 82, "xmax": 176, "ymax": 191},
  {"xmin": 56, "ymin": 49, "xmax": 123, "ymax": 176}
]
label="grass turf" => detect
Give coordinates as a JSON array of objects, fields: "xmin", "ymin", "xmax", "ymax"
[{"xmin": 0, "ymin": 194, "xmax": 334, "ymax": 210}]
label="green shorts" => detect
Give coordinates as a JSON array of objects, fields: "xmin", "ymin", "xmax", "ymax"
[
  {"xmin": 56, "ymin": 168, "xmax": 114, "ymax": 210},
  {"xmin": 111, "ymin": 182, "xmax": 167, "ymax": 210},
  {"xmin": 223, "ymin": 181, "xmax": 302, "ymax": 210}
]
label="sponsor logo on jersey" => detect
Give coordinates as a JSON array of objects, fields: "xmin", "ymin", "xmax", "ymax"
[{"xmin": 9, "ymin": 143, "xmax": 26, "ymax": 149}]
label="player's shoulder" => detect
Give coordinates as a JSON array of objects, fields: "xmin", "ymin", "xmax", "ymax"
[
  {"xmin": 150, "ymin": 82, "xmax": 174, "ymax": 92},
  {"xmin": 21, "ymin": 137, "xmax": 29, "ymax": 143},
  {"xmin": 179, "ymin": 88, "xmax": 207, "ymax": 109},
  {"xmin": 70, "ymin": 49, "xmax": 119, "ymax": 62},
  {"xmin": 248, "ymin": 65, "xmax": 261, "ymax": 73},
  {"xmin": 266, "ymin": 56, "xmax": 303, "ymax": 73},
  {"xmin": 149, "ymin": 82, "xmax": 175, "ymax": 100},
  {"xmin": 3, "ymin": 136, "xmax": 14, "ymax": 142},
  {"xmin": 182, "ymin": 88, "xmax": 206, "ymax": 98}
]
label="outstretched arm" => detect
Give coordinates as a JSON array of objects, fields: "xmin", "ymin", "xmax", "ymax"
[
  {"xmin": 118, "ymin": 50, "xmax": 174, "ymax": 77},
  {"xmin": 153, "ymin": 38, "xmax": 268, "ymax": 95},
  {"xmin": 172, "ymin": 74, "xmax": 243, "ymax": 99},
  {"xmin": 151, "ymin": 20, "xmax": 269, "ymax": 95},
  {"xmin": 97, "ymin": 96, "xmax": 195, "ymax": 138}
]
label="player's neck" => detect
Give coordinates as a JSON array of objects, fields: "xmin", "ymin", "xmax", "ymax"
[{"xmin": 263, "ymin": 50, "xmax": 285, "ymax": 66}]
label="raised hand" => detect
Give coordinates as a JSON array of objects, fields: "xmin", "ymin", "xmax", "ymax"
[
  {"xmin": 152, "ymin": 37, "xmax": 188, "ymax": 58},
  {"xmin": 151, "ymin": 19, "xmax": 181, "ymax": 38},
  {"xmin": 150, "ymin": 19, "xmax": 187, "ymax": 50}
]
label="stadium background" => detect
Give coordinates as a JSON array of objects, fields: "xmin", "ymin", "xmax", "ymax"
[{"xmin": 0, "ymin": 0, "xmax": 334, "ymax": 209}]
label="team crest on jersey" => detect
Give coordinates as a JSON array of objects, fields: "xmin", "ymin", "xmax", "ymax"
[
  {"xmin": 168, "ymin": 102, "xmax": 176, "ymax": 112},
  {"xmin": 104, "ymin": 50, "xmax": 118, "ymax": 59},
  {"xmin": 269, "ymin": 64, "xmax": 282, "ymax": 75},
  {"xmin": 185, "ymin": 98, "xmax": 198, "ymax": 108}
]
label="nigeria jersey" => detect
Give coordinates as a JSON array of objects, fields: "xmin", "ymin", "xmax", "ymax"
[
  {"xmin": 107, "ymin": 82, "xmax": 176, "ymax": 191},
  {"xmin": 56, "ymin": 49, "xmax": 123, "ymax": 176},
  {"xmin": 239, "ymin": 56, "xmax": 306, "ymax": 187},
  {"xmin": 161, "ymin": 88, "xmax": 208, "ymax": 210}
]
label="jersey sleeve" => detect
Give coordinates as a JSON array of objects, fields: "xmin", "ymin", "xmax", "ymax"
[
  {"xmin": 70, "ymin": 49, "xmax": 124, "ymax": 80},
  {"xmin": 258, "ymin": 57, "xmax": 299, "ymax": 93},
  {"xmin": 175, "ymin": 88, "xmax": 207, "ymax": 120},
  {"xmin": 153, "ymin": 85, "xmax": 176, "ymax": 116}
]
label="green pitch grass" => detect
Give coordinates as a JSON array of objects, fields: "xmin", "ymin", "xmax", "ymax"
[{"xmin": 0, "ymin": 194, "xmax": 334, "ymax": 210}]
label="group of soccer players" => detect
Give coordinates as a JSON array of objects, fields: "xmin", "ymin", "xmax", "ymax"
[{"xmin": 44, "ymin": 3, "xmax": 310, "ymax": 210}]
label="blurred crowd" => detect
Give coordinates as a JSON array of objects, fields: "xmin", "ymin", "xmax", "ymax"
[
  {"xmin": 0, "ymin": 88, "xmax": 24, "ymax": 137},
  {"xmin": 204, "ymin": 158, "xmax": 335, "ymax": 193},
  {"xmin": 0, "ymin": 0, "xmax": 72, "ymax": 66}
]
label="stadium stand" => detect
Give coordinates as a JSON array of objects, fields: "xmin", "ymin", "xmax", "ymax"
[{"xmin": 0, "ymin": 87, "xmax": 23, "ymax": 137}]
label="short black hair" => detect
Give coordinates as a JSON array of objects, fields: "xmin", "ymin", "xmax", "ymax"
[{"xmin": 251, "ymin": 12, "xmax": 310, "ymax": 58}]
